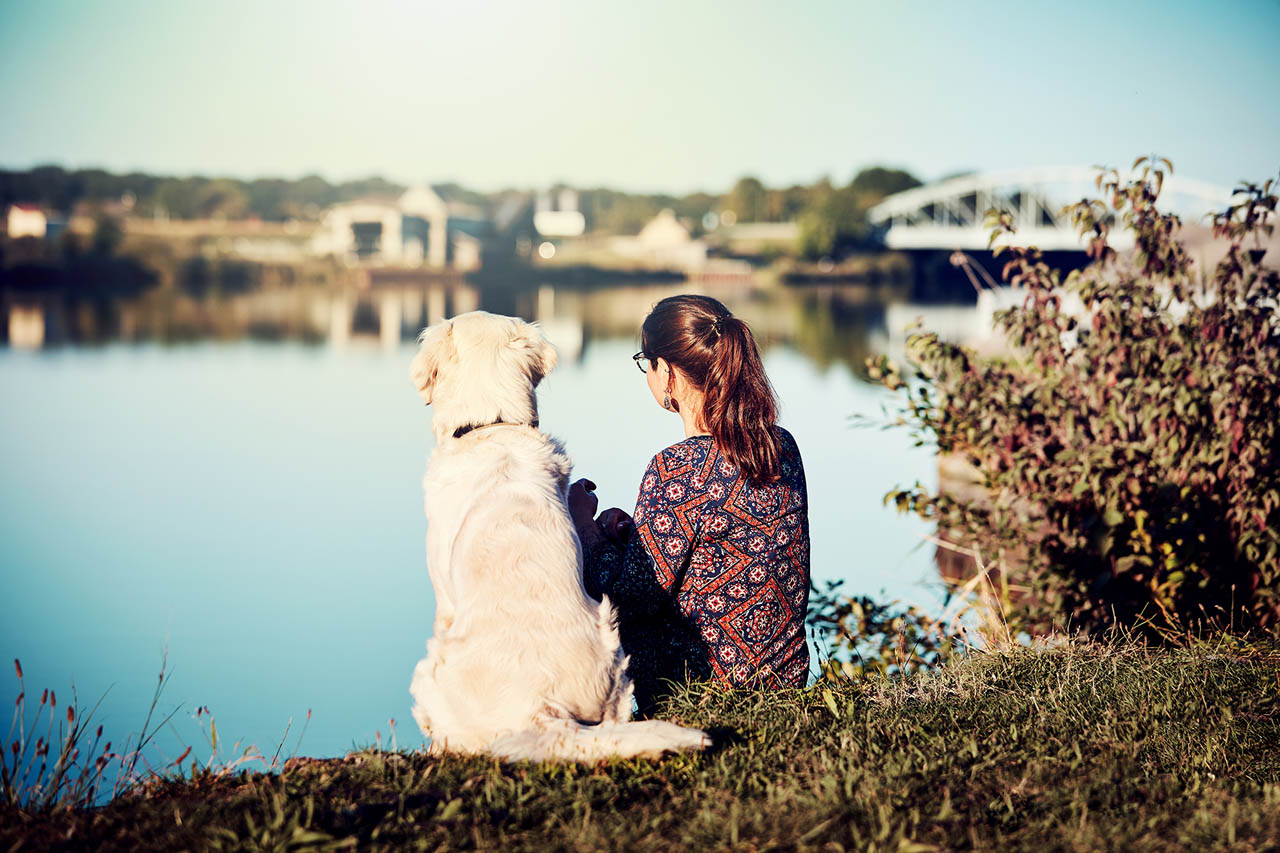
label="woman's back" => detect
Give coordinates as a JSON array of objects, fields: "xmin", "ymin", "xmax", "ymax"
[{"xmin": 585, "ymin": 425, "xmax": 810, "ymax": 712}]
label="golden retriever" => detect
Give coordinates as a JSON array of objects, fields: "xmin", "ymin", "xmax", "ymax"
[{"xmin": 407, "ymin": 311, "xmax": 708, "ymax": 760}]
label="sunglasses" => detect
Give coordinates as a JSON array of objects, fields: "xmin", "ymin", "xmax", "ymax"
[{"xmin": 632, "ymin": 351, "xmax": 651, "ymax": 374}]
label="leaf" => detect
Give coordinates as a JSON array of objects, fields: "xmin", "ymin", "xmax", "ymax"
[
  {"xmin": 439, "ymin": 798, "xmax": 463, "ymax": 821},
  {"xmin": 822, "ymin": 689, "xmax": 840, "ymax": 718},
  {"xmin": 290, "ymin": 829, "xmax": 336, "ymax": 845}
]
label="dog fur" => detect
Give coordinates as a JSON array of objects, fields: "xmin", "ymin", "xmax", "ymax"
[{"xmin": 407, "ymin": 311, "xmax": 709, "ymax": 761}]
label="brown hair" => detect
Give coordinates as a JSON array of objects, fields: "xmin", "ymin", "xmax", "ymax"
[{"xmin": 641, "ymin": 294, "xmax": 781, "ymax": 484}]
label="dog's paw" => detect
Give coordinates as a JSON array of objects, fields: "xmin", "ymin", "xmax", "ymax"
[{"xmin": 703, "ymin": 725, "xmax": 745, "ymax": 754}]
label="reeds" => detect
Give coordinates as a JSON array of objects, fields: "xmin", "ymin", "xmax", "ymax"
[
  {"xmin": 3, "ymin": 652, "xmax": 187, "ymax": 810},
  {"xmin": 3, "ymin": 650, "xmax": 318, "ymax": 812}
]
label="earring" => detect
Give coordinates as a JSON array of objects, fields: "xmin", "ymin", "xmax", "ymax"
[{"xmin": 663, "ymin": 392, "xmax": 672, "ymax": 411}]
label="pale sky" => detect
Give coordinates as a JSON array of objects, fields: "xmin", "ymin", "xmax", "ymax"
[{"xmin": 1, "ymin": 0, "xmax": 1277, "ymax": 193}]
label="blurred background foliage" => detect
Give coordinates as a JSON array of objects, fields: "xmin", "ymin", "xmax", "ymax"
[
  {"xmin": 0, "ymin": 164, "xmax": 920, "ymax": 254},
  {"xmin": 870, "ymin": 160, "xmax": 1280, "ymax": 641}
]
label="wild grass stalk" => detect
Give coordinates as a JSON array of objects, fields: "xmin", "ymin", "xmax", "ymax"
[
  {"xmin": 3, "ymin": 659, "xmax": 114, "ymax": 809},
  {"xmin": 6, "ymin": 639, "xmax": 1277, "ymax": 851},
  {"xmin": 3, "ymin": 652, "xmax": 193, "ymax": 810}
]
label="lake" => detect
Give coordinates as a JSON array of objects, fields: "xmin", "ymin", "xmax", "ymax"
[{"xmin": 0, "ymin": 278, "xmax": 956, "ymax": 765}]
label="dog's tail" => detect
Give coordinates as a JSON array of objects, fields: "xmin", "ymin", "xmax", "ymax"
[{"xmin": 486, "ymin": 717, "xmax": 709, "ymax": 762}]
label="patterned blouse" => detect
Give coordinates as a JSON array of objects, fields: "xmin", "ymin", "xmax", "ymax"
[{"xmin": 583, "ymin": 426, "xmax": 810, "ymax": 714}]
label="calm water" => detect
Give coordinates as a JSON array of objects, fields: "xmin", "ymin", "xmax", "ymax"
[{"xmin": 0, "ymin": 281, "xmax": 947, "ymax": 763}]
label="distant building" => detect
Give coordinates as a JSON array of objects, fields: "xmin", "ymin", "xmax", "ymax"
[
  {"xmin": 708, "ymin": 222, "xmax": 799, "ymax": 256},
  {"xmin": 491, "ymin": 192, "xmax": 538, "ymax": 262},
  {"xmin": 533, "ymin": 187, "xmax": 586, "ymax": 238},
  {"xmin": 609, "ymin": 209, "xmax": 708, "ymax": 270},
  {"xmin": 6, "ymin": 204, "xmax": 49, "ymax": 239},
  {"xmin": 310, "ymin": 186, "xmax": 493, "ymax": 269},
  {"xmin": 637, "ymin": 209, "xmax": 694, "ymax": 248},
  {"xmin": 312, "ymin": 196, "xmax": 405, "ymax": 263},
  {"xmin": 451, "ymin": 231, "xmax": 484, "ymax": 272},
  {"xmin": 7, "ymin": 304, "xmax": 46, "ymax": 350}
]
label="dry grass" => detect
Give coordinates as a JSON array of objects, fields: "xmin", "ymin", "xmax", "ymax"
[{"xmin": 4, "ymin": 640, "xmax": 1278, "ymax": 851}]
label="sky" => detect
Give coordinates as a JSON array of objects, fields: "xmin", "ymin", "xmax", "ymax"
[{"xmin": 1, "ymin": 0, "xmax": 1277, "ymax": 194}]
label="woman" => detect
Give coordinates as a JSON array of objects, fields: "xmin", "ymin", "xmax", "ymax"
[{"xmin": 569, "ymin": 294, "xmax": 810, "ymax": 715}]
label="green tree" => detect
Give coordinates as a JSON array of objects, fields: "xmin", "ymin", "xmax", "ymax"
[
  {"xmin": 245, "ymin": 178, "xmax": 290, "ymax": 220},
  {"xmin": 795, "ymin": 186, "xmax": 865, "ymax": 259},
  {"xmin": 849, "ymin": 167, "xmax": 922, "ymax": 206},
  {"xmin": 723, "ymin": 176, "xmax": 767, "ymax": 223},
  {"xmin": 194, "ymin": 179, "xmax": 249, "ymax": 219},
  {"xmin": 673, "ymin": 192, "xmax": 718, "ymax": 233},
  {"xmin": 581, "ymin": 189, "xmax": 665, "ymax": 234},
  {"xmin": 793, "ymin": 169, "xmax": 920, "ymax": 259},
  {"xmin": 765, "ymin": 184, "xmax": 815, "ymax": 222},
  {"xmin": 90, "ymin": 215, "xmax": 123, "ymax": 256},
  {"xmin": 154, "ymin": 178, "xmax": 199, "ymax": 219}
]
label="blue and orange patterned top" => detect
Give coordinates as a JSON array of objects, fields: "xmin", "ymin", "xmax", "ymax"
[{"xmin": 583, "ymin": 426, "xmax": 811, "ymax": 714}]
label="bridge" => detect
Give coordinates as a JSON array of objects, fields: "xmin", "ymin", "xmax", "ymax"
[{"xmin": 867, "ymin": 166, "xmax": 1238, "ymax": 252}]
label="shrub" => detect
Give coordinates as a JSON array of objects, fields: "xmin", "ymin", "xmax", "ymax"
[
  {"xmin": 806, "ymin": 580, "xmax": 958, "ymax": 680},
  {"xmin": 873, "ymin": 158, "xmax": 1279, "ymax": 637}
]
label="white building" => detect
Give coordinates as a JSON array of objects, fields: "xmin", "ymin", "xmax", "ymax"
[
  {"xmin": 533, "ymin": 187, "xmax": 585, "ymax": 238},
  {"xmin": 6, "ymin": 204, "xmax": 48, "ymax": 239},
  {"xmin": 610, "ymin": 209, "xmax": 708, "ymax": 270},
  {"xmin": 310, "ymin": 186, "xmax": 490, "ymax": 270}
]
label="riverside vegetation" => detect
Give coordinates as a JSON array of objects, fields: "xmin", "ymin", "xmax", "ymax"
[
  {"xmin": 0, "ymin": 165, "xmax": 919, "ymax": 250},
  {"xmin": 4, "ymin": 161, "xmax": 1279, "ymax": 850},
  {"xmin": 2, "ymin": 643, "xmax": 1278, "ymax": 851},
  {"xmin": 871, "ymin": 159, "xmax": 1279, "ymax": 638}
]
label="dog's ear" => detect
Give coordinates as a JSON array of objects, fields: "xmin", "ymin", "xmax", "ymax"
[
  {"xmin": 511, "ymin": 320, "xmax": 559, "ymax": 386},
  {"xmin": 410, "ymin": 321, "xmax": 453, "ymax": 404}
]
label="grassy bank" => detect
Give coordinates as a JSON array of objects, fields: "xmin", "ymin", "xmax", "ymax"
[{"xmin": 4, "ymin": 643, "xmax": 1278, "ymax": 851}]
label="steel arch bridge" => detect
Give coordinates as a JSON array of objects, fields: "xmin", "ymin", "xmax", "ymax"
[{"xmin": 867, "ymin": 166, "xmax": 1237, "ymax": 252}]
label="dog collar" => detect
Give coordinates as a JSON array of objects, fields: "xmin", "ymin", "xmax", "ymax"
[{"xmin": 451, "ymin": 418, "xmax": 539, "ymax": 439}]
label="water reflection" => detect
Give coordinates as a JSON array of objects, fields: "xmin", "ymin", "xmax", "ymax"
[
  {"xmin": 5, "ymin": 275, "xmax": 985, "ymax": 384},
  {"xmin": 1, "ymin": 274, "xmax": 992, "ymax": 765}
]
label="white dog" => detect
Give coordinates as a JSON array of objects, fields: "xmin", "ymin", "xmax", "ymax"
[{"xmin": 407, "ymin": 311, "xmax": 709, "ymax": 761}]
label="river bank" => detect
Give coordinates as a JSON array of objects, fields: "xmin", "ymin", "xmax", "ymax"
[{"xmin": 5, "ymin": 642, "xmax": 1277, "ymax": 851}]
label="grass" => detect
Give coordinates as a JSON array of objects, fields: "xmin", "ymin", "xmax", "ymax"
[{"xmin": 3, "ymin": 641, "xmax": 1278, "ymax": 851}]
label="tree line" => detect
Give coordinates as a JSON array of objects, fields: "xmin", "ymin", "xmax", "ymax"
[{"xmin": 1, "ymin": 165, "xmax": 925, "ymax": 258}]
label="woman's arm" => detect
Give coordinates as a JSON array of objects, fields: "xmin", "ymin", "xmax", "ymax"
[{"xmin": 583, "ymin": 454, "xmax": 700, "ymax": 616}]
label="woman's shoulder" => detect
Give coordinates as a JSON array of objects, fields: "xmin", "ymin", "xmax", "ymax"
[
  {"xmin": 649, "ymin": 434, "xmax": 714, "ymax": 477},
  {"xmin": 771, "ymin": 425, "xmax": 807, "ymax": 488},
  {"xmin": 644, "ymin": 428, "xmax": 799, "ymax": 489},
  {"xmin": 637, "ymin": 437, "xmax": 714, "ymax": 507},
  {"xmin": 772, "ymin": 424, "xmax": 803, "ymax": 459}
]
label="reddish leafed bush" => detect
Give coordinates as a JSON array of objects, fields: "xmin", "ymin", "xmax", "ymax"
[{"xmin": 875, "ymin": 158, "xmax": 1279, "ymax": 637}]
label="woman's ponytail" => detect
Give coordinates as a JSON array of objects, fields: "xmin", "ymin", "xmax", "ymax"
[
  {"xmin": 701, "ymin": 316, "xmax": 780, "ymax": 484},
  {"xmin": 641, "ymin": 295, "xmax": 781, "ymax": 484}
]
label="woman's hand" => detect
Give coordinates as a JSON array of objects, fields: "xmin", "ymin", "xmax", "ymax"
[
  {"xmin": 568, "ymin": 478, "xmax": 599, "ymax": 528},
  {"xmin": 598, "ymin": 507, "xmax": 635, "ymax": 545}
]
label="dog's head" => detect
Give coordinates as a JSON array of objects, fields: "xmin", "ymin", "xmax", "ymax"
[{"xmin": 410, "ymin": 311, "xmax": 558, "ymax": 439}]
